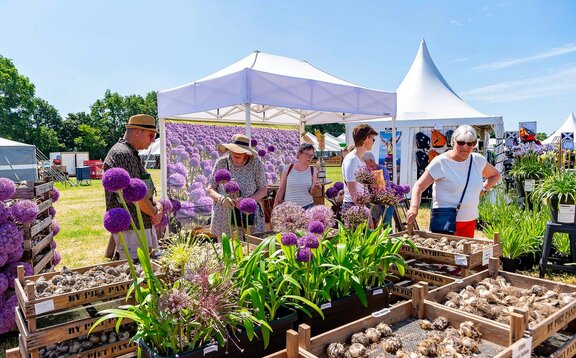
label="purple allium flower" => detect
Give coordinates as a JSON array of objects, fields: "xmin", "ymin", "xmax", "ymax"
[
  {"xmin": 0, "ymin": 222, "xmax": 24, "ymax": 254},
  {"xmin": 268, "ymin": 145, "xmax": 275, "ymax": 152},
  {"xmin": 0, "ymin": 178, "xmax": 16, "ymax": 201},
  {"xmin": 251, "ymin": 139, "xmax": 258, "ymax": 147},
  {"xmin": 168, "ymin": 173, "xmax": 186, "ymax": 189},
  {"xmin": 203, "ymin": 167, "xmax": 212, "ymax": 177},
  {"xmin": 52, "ymin": 250, "xmax": 61, "ymax": 266},
  {"xmin": 0, "ymin": 274, "xmax": 7, "ymax": 295},
  {"xmin": 159, "ymin": 288, "xmax": 192, "ymax": 316},
  {"xmin": 281, "ymin": 232, "xmax": 298, "ymax": 246},
  {"xmin": 6, "ymin": 243, "xmax": 23, "ymax": 265},
  {"xmin": 308, "ymin": 221, "xmax": 325, "ymax": 235},
  {"xmin": 170, "ymin": 199, "xmax": 181, "ymax": 212},
  {"xmin": 296, "ymin": 247, "xmax": 312, "ymax": 263},
  {"xmin": 0, "ymin": 202, "xmax": 10, "ymax": 225},
  {"xmin": 333, "ymin": 182, "xmax": 345, "ymax": 191},
  {"xmin": 354, "ymin": 166, "xmax": 376, "ymax": 185},
  {"xmin": 178, "ymin": 201, "xmax": 196, "ymax": 217},
  {"xmin": 6, "ymin": 262, "xmax": 32, "ymax": 287},
  {"xmin": 155, "ymin": 213, "xmax": 169, "ymax": 230},
  {"xmin": 325, "ymin": 187, "xmax": 339, "ymax": 199},
  {"xmin": 239, "ymin": 198, "xmax": 257, "ymax": 214},
  {"xmin": 210, "ymin": 150, "xmax": 220, "ymax": 159},
  {"xmin": 11, "ymin": 200, "xmax": 39, "ymax": 223},
  {"xmin": 51, "ymin": 187, "xmax": 60, "ymax": 202},
  {"xmin": 258, "ymin": 149, "xmax": 266, "ymax": 157},
  {"xmin": 168, "ymin": 162, "xmax": 187, "ymax": 177},
  {"xmin": 195, "ymin": 175, "xmax": 207, "ymax": 184},
  {"xmin": 224, "ymin": 181, "xmax": 240, "ymax": 194},
  {"xmin": 341, "ymin": 205, "xmax": 370, "ymax": 229},
  {"xmin": 352, "ymin": 191, "xmax": 371, "ymax": 206},
  {"xmin": 370, "ymin": 187, "xmax": 401, "ymax": 206},
  {"xmin": 189, "ymin": 157, "xmax": 200, "ymax": 166},
  {"xmin": 303, "ymin": 234, "xmax": 319, "ymax": 249},
  {"xmin": 401, "ymin": 185, "xmax": 411, "ymax": 194},
  {"xmin": 48, "ymin": 206, "xmax": 56, "ymax": 218},
  {"xmin": 50, "ymin": 240, "xmax": 57, "ymax": 249},
  {"xmin": 122, "ymin": 178, "xmax": 148, "ymax": 203},
  {"xmin": 103, "ymin": 208, "xmax": 131, "ymax": 233},
  {"xmin": 195, "ymin": 196, "xmax": 213, "ymax": 213},
  {"xmin": 0, "ymin": 252, "xmax": 7, "ymax": 267},
  {"xmin": 0, "ymin": 294, "xmax": 18, "ymax": 334},
  {"xmin": 214, "ymin": 169, "xmax": 231, "ymax": 184},
  {"xmin": 51, "ymin": 220, "xmax": 60, "ymax": 236},
  {"xmin": 159, "ymin": 199, "xmax": 173, "ymax": 213},
  {"xmin": 189, "ymin": 188, "xmax": 205, "ymax": 202},
  {"xmin": 102, "ymin": 168, "xmax": 131, "ymax": 192},
  {"xmin": 271, "ymin": 202, "xmax": 307, "ymax": 233}
]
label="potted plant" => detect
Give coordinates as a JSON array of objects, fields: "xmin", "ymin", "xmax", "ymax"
[
  {"xmin": 532, "ymin": 170, "xmax": 576, "ymax": 224},
  {"xmin": 509, "ymin": 143, "xmax": 555, "ymax": 206}
]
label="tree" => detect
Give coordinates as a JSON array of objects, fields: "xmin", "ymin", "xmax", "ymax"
[
  {"xmin": 36, "ymin": 126, "xmax": 64, "ymax": 154},
  {"xmin": 73, "ymin": 124, "xmax": 107, "ymax": 159},
  {"xmin": 305, "ymin": 123, "xmax": 345, "ymax": 137},
  {"xmin": 61, "ymin": 112, "xmax": 93, "ymax": 151},
  {"xmin": 537, "ymin": 132, "xmax": 547, "ymax": 141}
]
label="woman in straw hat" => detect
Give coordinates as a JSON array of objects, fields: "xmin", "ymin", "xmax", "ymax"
[{"xmin": 207, "ymin": 134, "xmax": 268, "ymax": 239}]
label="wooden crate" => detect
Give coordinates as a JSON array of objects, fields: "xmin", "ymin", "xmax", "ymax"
[
  {"xmin": 425, "ymin": 258, "xmax": 576, "ymax": 350},
  {"xmin": 265, "ymin": 286, "xmax": 511, "ymax": 358},
  {"xmin": 390, "ymin": 230, "xmax": 501, "ymax": 276},
  {"xmin": 13, "ymin": 181, "xmax": 54, "ymax": 200}
]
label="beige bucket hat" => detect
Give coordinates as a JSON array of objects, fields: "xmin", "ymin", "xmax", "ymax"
[
  {"xmin": 125, "ymin": 114, "xmax": 157, "ymax": 133},
  {"xmin": 218, "ymin": 134, "xmax": 257, "ymax": 156}
]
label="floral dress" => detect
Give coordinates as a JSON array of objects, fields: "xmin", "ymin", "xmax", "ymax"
[{"xmin": 209, "ymin": 155, "xmax": 267, "ymax": 238}]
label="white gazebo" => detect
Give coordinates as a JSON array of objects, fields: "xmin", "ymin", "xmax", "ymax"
[
  {"xmin": 543, "ymin": 113, "xmax": 576, "ymax": 146},
  {"xmin": 157, "ymin": 51, "xmax": 397, "ymax": 195},
  {"xmin": 346, "ymin": 39, "xmax": 504, "ymax": 187}
]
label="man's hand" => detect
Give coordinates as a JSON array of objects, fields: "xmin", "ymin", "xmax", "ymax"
[{"xmin": 406, "ymin": 206, "xmax": 418, "ymax": 225}]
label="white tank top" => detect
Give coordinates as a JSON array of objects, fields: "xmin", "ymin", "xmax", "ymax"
[{"xmin": 283, "ymin": 166, "xmax": 314, "ymax": 207}]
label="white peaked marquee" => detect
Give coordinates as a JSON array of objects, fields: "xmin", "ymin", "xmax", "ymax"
[
  {"xmin": 157, "ymin": 51, "xmax": 397, "ymax": 195},
  {"xmin": 347, "ymin": 39, "xmax": 505, "ymax": 187},
  {"xmin": 543, "ymin": 113, "xmax": 576, "ymax": 146}
]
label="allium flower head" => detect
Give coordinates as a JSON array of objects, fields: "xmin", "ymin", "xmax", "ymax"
[
  {"xmin": 0, "ymin": 294, "xmax": 19, "ymax": 334},
  {"xmin": 281, "ymin": 232, "xmax": 298, "ymax": 246},
  {"xmin": 325, "ymin": 187, "xmax": 339, "ymax": 199},
  {"xmin": 155, "ymin": 213, "xmax": 169, "ymax": 230},
  {"xmin": 224, "ymin": 181, "xmax": 240, "ymax": 194},
  {"xmin": 268, "ymin": 145, "xmax": 275, "ymax": 152},
  {"xmin": 305, "ymin": 205, "xmax": 335, "ymax": 229},
  {"xmin": 341, "ymin": 205, "xmax": 370, "ymax": 229},
  {"xmin": 11, "ymin": 200, "xmax": 39, "ymax": 223},
  {"xmin": 251, "ymin": 139, "xmax": 258, "ymax": 147},
  {"xmin": 103, "ymin": 208, "xmax": 131, "ymax": 233},
  {"xmin": 296, "ymin": 247, "xmax": 312, "ymax": 263},
  {"xmin": 303, "ymin": 234, "xmax": 320, "ymax": 249},
  {"xmin": 352, "ymin": 191, "xmax": 371, "ymax": 206},
  {"xmin": 0, "ymin": 222, "xmax": 24, "ymax": 253},
  {"xmin": 258, "ymin": 149, "xmax": 266, "ymax": 157},
  {"xmin": 0, "ymin": 178, "xmax": 16, "ymax": 201},
  {"xmin": 122, "ymin": 178, "xmax": 148, "ymax": 203},
  {"xmin": 308, "ymin": 221, "xmax": 325, "ymax": 235},
  {"xmin": 51, "ymin": 187, "xmax": 60, "ymax": 202},
  {"xmin": 214, "ymin": 169, "xmax": 231, "ymax": 184},
  {"xmin": 355, "ymin": 166, "xmax": 376, "ymax": 185},
  {"xmin": 195, "ymin": 197, "xmax": 213, "ymax": 213},
  {"xmin": 102, "ymin": 168, "xmax": 131, "ymax": 192},
  {"xmin": 168, "ymin": 173, "xmax": 186, "ymax": 189},
  {"xmin": 0, "ymin": 252, "xmax": 7, "ymax": 267},
  {"xmin": 333, "ymin": 182, "xmax": 345, "ymax": 191},
  {"xmin": 50, "ymin": 240, "xmax": 57, "ymax": 249},
  {"xmin": 48, "ymin": 206, "xmax": 56, "ymax": 218},
  {"xmin": 6, "ymin": 243, "xmax": 23, "ymax": 265},
  {"xmin": 5, "ymin": 262, "xmax": 32, "ymax": 287},
  {"xmin": 0, "ymin": 274, "xmax": 8, "ymax": 295},
  {"xmin": 370, "ymin": 187, "xmax": 401, "ymax": 206},
  {"xmin": 159, "ymin": 288, "xmax": 192, "ymax": 316},
  {"xmin": 189, "ymin": 188, "xmax": 205, "ymax": 202},
  {"xmin": 159, "ymin": 199, "xmax": 173, "ymax": 213},
  {"xmin": 52, "ymin": 220, "xmax": 60, "ymax": 236},
  {"xmin": 271, "ymin": 202, "xmax": 307, "ymax": 232},
  {"xmin": 190, "ymin": 157, "xmax": 200, "ymax": 166},
  {"xmin": 239, "ymin": 198, "xmax": 257, "ymax": 214},
  {"xmin": 52, "ymin": 250, "xmax": 62, "ymax": 266},
  {"xmin": 170, "ymin": 199, "xmax": 182, "ymax": 212},
  {"xmin": 195, "ymin": 175, "xmax": 207, "ymax": 184},
  {"xmin": 0, "ymin": 202, "xmax": 10, "ymax": 225}
]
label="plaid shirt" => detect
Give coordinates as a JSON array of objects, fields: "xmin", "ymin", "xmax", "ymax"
[{"xmin": 103, "ymin": 139, "xmax": 153, "ymax": 229}]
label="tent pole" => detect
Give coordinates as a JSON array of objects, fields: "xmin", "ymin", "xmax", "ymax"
[
  {"xmin": 245, "ymin": 103, "xmax": 252, "ymax": 138},
  {"xmin": 159, "ymin": 117, "xmax": 168, "ymax": 199},
  {"xmin": 299, "ymin": 119, "xmax": 305, "ymax": 144},
  {"xmin": 392, "ymin": 116, "xmax": 398, "ymax": 184}
]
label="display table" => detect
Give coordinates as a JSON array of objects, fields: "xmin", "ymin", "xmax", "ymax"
[{"xmin": 312, "ymin": 180, "xmax": 332, "ymax": 205}]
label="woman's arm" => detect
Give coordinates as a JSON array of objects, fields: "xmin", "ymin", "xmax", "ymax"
[
  {"xmin": 482, "ymin": 162, "xmax": 501, "ymax": 192},
  {"xmin": 406, "ymin": 171, "xmax": 434, "ymax": 224},
  {"xmin": 207, "ymin": 183, "xmax": 234, "ymax": 209},
  {"xmin": 273, "ymin": 171, "xmax": 288, "ymax": 207}
]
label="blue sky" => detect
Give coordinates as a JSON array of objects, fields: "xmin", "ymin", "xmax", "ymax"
[{"xmin": 1, "ymin": 0, "xmax": 575, "ymax": 134}]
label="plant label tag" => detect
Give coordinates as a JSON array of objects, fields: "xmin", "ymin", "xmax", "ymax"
[
  {"xmin": 371, "ymin": 308, "xmax": 391, "ymax": 318},
  {"xmin": 373, "ymin": 288, "xmax": 384, "ymax": 295},
  {"xmin": 455, "ymin": 255, "xmax": 468, "ymax": 266},
  {"xmin": 455, "ymin": 279, "xmax": 464, "ymax": 284},
  {"xmin": 203, "ymin": 344, "xmax": 218, "ymax": 355},
  {"xmin": 523, "ymin": 179, "xmax": 535, "ymax": 192},
  {"xmin": 321, "ymin": 302, "xmax": 332, "ymax": 310},
  {"xmin": 558, "ymin": 205, "xmax": 576, "ymax": 224},
  {"xmin": 482, "ymin": 248, "xmax": 493, "ymax": 266},
  {"xmin": 34, "ymin": 300, "xmax": 55, "ymax": 315},
  {"xmin": 512, "ymin": 336, "xmax": 532, "ymax": 358}
]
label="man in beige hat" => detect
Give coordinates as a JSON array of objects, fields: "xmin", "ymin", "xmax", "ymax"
[{"xmin": 103, "ymin": 114, "xmax": 162, "ymax": 259}]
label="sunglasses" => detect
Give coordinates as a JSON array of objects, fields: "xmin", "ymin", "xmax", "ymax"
[{"xmin": 456, "ymin": 141, "xmax": 477, "ymax": 147}]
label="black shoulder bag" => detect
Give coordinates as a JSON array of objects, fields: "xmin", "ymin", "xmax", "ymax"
[{"xmin": 429, "ymin": 156, "xmax": 473, "ymax": 234}]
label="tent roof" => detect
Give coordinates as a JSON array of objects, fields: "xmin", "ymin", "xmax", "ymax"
[
  {"xmin": 543, "ymin": 112, "xmax": 576, "ymax": 144},
  {"xmin": 157, "ymin": 51, "xmax": 396, "ymax": 125},
  {"xmin": 336, "ymin": 133, "xmax": 346, "ymax": 143},
  {"xmin": 139, "ymin": 138, "xmax": 161, "ymax": 156},
  {"xmin": 395, "ymin": 39, "xmax": 500, "ymax": 124},
  {"xmin": 0, "ymin": 137, "xmax": 34, "ymax": 147},
  {"xmin": 303, "ymin": 133, "xmax": 342, "ymax": 152}
]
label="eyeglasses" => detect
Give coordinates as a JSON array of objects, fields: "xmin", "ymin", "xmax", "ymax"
[
  {"xmin": 456, "ymin": 141, "xmax": 477, "ymax": 147},
  {"xmin": 302, "ymin": 152, "xmax": 315, "ymax": 158}
]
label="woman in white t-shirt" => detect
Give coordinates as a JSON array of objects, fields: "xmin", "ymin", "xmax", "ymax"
[
  {"xmin": 342, "ymin": 124, "xmax": 378, "ymax": 205},
  {"xmin": 407, "ymin": 125, "xmax": 501, "ymax": 238},
  {"xmin": 274, "ymin": 143, "xmax": 321, "ymax": 209}
]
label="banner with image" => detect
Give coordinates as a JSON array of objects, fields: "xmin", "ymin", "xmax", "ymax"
[{"xmin": 378, "ymin": 128, "xmax": 402, "ymax": 180}]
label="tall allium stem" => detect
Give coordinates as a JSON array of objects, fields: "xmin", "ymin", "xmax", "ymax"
[{"xmin": 116, "ymin": 191, "xmax": 143, "ymax": 243}]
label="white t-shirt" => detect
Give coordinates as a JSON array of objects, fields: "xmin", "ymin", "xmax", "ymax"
[
  {"xmin": 283, "ymin": 165, "xmax": 315, "ymax": 207},
  {"xmin": 426, "ymin": 152, "xmax": 487, "ymax": 221},
  {"xmin": 342, "ymin": 151, "xmax": 366, "ymax": 203}
]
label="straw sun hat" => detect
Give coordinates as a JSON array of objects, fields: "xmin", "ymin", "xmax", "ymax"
[
  {"xmin": 218, "ymin": 134, "xmax": 257, "ymax": 156},
  {"xmin": 125, "ymin": 114, "xmax": 157, "ymax": 133}
]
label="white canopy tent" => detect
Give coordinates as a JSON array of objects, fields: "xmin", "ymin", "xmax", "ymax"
[
  {"xmin": 302, "ymin": 132, "xmax": 343, "ymax": 152},
  {"xmin": 139, "ymin": 138, "xmax": 161, "ymax": 168},
  {"xmin": 346, "ymin": 39, "xmax": 504, "ymax": 187},
  {"xmin": 0, "ymin": 137, "xmax": 37, "ymax": 181},
  {"xmin": 543, "ymin": 112, "xmax": 576, "ymax": 146},
  {"xmin": 157, "ymin": 51, "xmax": 396, "ymax": 195},
  {"xmin": 336, "ymin": 133, "xmax": 347, "ymax": 144}
]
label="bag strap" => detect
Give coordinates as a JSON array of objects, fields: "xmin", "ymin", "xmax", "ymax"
[
  {"xmin": 457, "ymin": 155, "xmax": 474, "ymax": 211},
  {"xmin": 282, "ymin": 164, "xmax": 295, "ymax": 201},
  {"xmin": 310, "ymin": 166, "xmax": 313, "ymax": 187}
]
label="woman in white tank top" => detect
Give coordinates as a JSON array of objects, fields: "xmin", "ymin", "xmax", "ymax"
[{"xmin": 274, "ymin": 143, "xmax": 321, "ymax": 209}]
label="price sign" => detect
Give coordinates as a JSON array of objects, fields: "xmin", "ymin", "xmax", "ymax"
[
  {"xmin": 558, "ymin": 204, "xmax": 576, "ymax": 224},
  {"xmin": 455, "ymin": 255, "xmax": 468, "ymax": 266},
  {"xmin": 482, "ymin": 247, "xmax": 493, "ymax": 266},
  {"xmin": 35, "ymin": 300, "xmax": 55, "ymax": 315},
  {"xmin": 512, "ymin": 336, "xmax": 532, "ymax": 358},
  {"xmin": 320, "ymin": 302, "xmax": 332, "ymax": 310},
  {"xmin": 524, "ymin": 179, "xmax": 535, "ymax": 192}
]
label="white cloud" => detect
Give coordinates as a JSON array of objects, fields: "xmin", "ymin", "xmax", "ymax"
[
  {"xmin": 473, "ymin": 44, "xmax": 576, "ymax": 71},
  {"xmin": 461, "ymin": 65, "xmax": 576, "ymax": 103},
  {"xmin": 450, "ymin": 19, "xmax": 463, "ymax": 27}
]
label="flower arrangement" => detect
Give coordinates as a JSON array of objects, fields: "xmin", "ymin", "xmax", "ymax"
[{"xmin": 509, "ymin": 142, "xmax": 556, "ymax": 182}]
